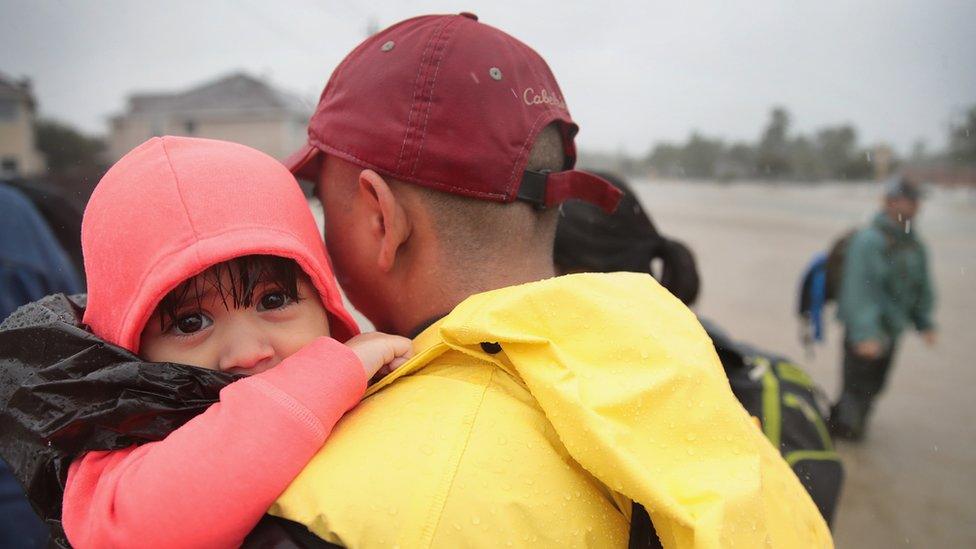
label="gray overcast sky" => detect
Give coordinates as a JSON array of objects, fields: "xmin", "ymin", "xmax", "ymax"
[{"xmin": 2, "ymin": 0, "xmax": 974, "ymax": 155}]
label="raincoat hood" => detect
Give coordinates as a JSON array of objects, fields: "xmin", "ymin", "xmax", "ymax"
[
  {"xmin": 81, "ymin": 136, "xmax": 358, "ymax": 352},
  {"xmin": 271, "ymin": 273, "xmax": 832, "ymax": 547}
]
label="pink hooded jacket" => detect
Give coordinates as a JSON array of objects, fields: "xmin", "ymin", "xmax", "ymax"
[
  {"xmin": 82, "ymin": 135, "xmax": 358, "ymax": 349},
  {"xmin": 63, "ymin": 136, "xmax": 366, "ymax": 548}
]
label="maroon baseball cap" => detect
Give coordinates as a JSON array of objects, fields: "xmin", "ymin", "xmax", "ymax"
[{"xmin": 285, "ymin": 12, "xmax": 621, "ymax": 214}]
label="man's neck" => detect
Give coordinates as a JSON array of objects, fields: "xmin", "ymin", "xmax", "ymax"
[{"xmin": 396, "ymin": 258, "xmax": 556, "ymax": 337}]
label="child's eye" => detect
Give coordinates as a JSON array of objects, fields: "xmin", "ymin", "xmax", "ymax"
[
  {"xmin": 170, "ymin": 313, "xmax": 213, "ymax": 335},
  {"xmin": 257, "ymin": 291, "xmax": 293, "ymax": 312}
]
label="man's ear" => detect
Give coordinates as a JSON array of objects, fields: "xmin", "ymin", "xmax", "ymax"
[{"xmin": 357, "ymin": 169, "xmax": 410, "ymax": 273}]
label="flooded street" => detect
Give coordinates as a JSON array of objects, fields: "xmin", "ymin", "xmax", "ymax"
[{"xmin": 636, "ymin": 180, "xmax": 976, "ymax": 548}]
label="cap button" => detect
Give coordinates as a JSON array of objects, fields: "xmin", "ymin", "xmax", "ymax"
[{"xmin": 459, "ymin": 12, "xmax": 478, "ymax": 21}]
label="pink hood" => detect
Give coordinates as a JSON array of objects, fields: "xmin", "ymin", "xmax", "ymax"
[{"xmin": 82, "ymin": 136, "xmax": 359, "ymax": 353}]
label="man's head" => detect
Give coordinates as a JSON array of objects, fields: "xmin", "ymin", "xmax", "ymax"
[
  {"xmin": 883, "ymin": 175, "xmax": 923, "ymax": 224},
  {"xmin": 318, "ymin": 123, "xmax": 566, "ymax": 334},
  {"xmin": 286, "ymin": 13, "xmax": 621, "ymax": 334}
]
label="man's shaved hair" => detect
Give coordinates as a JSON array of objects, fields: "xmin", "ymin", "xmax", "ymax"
[{"xmin": 399, "ymin": 123, "xmax": 567, "ymax": 262}]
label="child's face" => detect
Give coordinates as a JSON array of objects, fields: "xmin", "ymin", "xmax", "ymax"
[{"xmin": 139, "ymin": 276, "xmax": 331, "ymax": 374}]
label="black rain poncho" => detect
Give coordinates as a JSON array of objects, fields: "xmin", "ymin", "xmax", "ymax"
[
  {"xmin": 0, "ymin": 294, "xmax": 342, "ymax": 548},
  {"xmin": 0, "ymin": 294, "xmax": 240, "ymax": 545}
]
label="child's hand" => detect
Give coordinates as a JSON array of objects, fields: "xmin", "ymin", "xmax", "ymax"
[{"xmin": 345, "ymin": 332, "xmax": 413, "ymax": 380}]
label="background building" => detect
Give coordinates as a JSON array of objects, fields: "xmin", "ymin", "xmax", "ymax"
[
  {"xmin": 0, "ymin": 72, "xmax": 46, "ymax": 178},
  {"xmin": 108, "ymin": 72, "xmax": 311, "ymax": 162}
]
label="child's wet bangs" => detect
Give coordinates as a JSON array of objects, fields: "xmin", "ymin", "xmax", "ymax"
[{"xmin": 154, "ymin": 255, "xmax": 306, "ymax": 328}]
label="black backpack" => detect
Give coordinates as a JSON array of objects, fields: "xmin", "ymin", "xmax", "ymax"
[
  {"xmin": 703, "ymin": 320, "xmax": 844, "ymax": 526},
  {"xmin": 823, "ymin": 230, "xmax": 856, "ymax": 303},
  {"xmin": 797, "ymin": 229, "xmax": 857, "ymax": 346}
]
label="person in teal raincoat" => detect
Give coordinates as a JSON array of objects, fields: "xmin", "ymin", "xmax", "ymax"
[{"xmin": 831, "ymin": 176, "xmax": 937, "ymax": 440}]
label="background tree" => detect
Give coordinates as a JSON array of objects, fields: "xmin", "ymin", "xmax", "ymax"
[
  {"xmin": 910, "ymin": 139, "xmax": 928, "ymax": 163},
  {"xmin": 646, "ymin": 143, "xmax": 684, "ymax": 177},
  {"xmin": 814, "ymin": 125, "xmax": 871, "ymax": 179},
  {"xmin": 723, "ymin": 142, "xmax": 756, "ymax": 179},
  {"xmin": 34, "ymin": 118, "xmax": 106, "ymax": 177},
  {"xmin": 789, "ymin": 136, "xmax": 823, "ymax": 181},
  {"xmin": 681, "ymin": 132, "xmax": 724, "ymax": 179},
  {"xmin": 593, "ymin": 103, "xmax": 964, "ymax": 183},
  {"xmin": 756, "ymin": 107, "xmax": 792, "ymax": 178},
  {"xmin": 947, "ymin": 105, "xmax": 976, "ymax": 164}
]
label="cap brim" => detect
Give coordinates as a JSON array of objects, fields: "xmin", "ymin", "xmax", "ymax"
[{"xmin": 284, "ymin": 143, "xmax": 323, "ymax": 183}]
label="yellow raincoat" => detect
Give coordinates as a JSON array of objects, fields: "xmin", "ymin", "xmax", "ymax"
[{"xmin": 270, "ymin": 273, "xmax": 832, "ymax": 548}]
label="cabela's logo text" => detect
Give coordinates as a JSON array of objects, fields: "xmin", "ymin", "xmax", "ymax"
[{"xmin": 522, "ymin": 87, "xmax": 566, "ymax": 110}]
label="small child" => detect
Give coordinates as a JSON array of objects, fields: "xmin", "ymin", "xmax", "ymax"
[{"xmin": 61, "ymin": 136, "xmax": 412, "ymax": 548}]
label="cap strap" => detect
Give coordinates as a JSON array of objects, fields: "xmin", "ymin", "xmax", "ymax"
[
  {"xmin": 517, "ymin": 170, "xmax": 622, "ymax": 214},
  {"xmin": 516, "ymin": 170, "xmax": 551, "ymax": 210}
]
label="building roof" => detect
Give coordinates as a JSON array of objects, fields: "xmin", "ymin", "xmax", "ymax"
[{"xmin": 122, "ymin": 72, "xmax": 310, "ymax": 117}]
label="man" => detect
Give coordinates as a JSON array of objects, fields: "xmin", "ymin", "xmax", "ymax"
[
  {"xmin": 830, "ymin": 176, "xmax": 936, "ymax": 441},
  {"xmin": 554, "ymin": 172, "xmax": 843, "ymax": 526},
  {"xmin": 268, "ymin": 13, "xmax": 831, "ymax": 547},
  {"xmin": 0, "ymin": 182, "xmax": 82, "ymax": 548}
]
